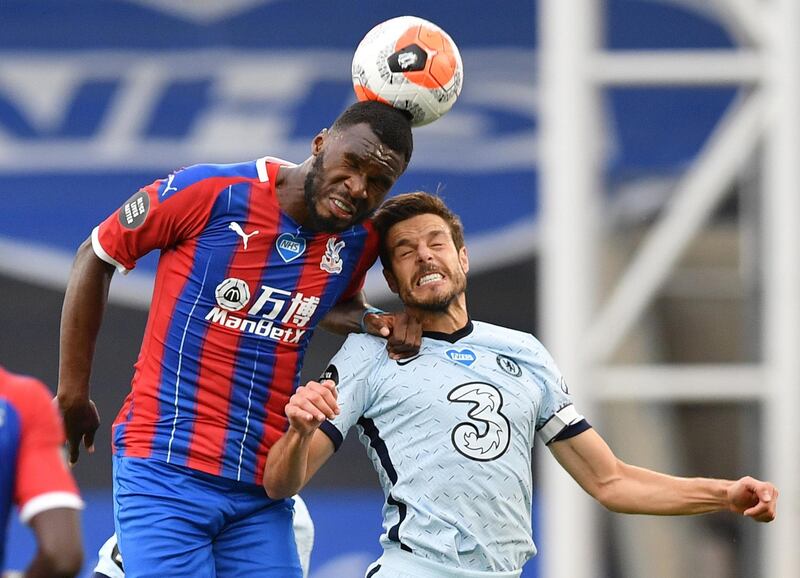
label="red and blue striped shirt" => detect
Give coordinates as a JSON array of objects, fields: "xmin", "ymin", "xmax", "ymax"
[{"xmin": 93, "ymin": 157, "xmax": 378, "ymax": 483}]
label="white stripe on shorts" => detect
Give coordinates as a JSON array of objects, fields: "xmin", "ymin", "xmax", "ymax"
[{"xmin": 367, "ymin": 548, "xmax": 523, "ymax": 578}]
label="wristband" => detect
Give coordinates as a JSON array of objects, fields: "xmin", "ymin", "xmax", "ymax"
[{"xmin": 360, "ymin": 306, "xmax": 386, "ymax": 333}]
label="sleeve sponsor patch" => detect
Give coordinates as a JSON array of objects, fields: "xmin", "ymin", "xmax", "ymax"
[
  {"xmin": 319, "ymin": 364, "xmax": 339, "ymax": 386},
  {"xmin": 118, "ymin": 189, "xmax": 150, "ymax": 230}
]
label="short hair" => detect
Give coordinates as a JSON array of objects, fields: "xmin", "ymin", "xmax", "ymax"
[
  {"xmin": 331, "ymin": 101, "xmax": 414, "ymax": 169},
  {"xmin": 372, "ymin": 191, "xmax": 465, "ymax": 271}
]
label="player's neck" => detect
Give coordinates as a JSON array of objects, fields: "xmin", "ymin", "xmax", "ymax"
[
  {"xmin": 414, "ymin": 296, "xmax": 469, "ymax": 335},
  {"xmin": 274, "ymin": 162, "xmax": 311, "ymax": 226}
]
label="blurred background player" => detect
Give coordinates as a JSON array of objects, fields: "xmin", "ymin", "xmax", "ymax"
[
  {"xmin": 0, "ymin": 365, "xmax": 84, "ymax": 578},
  {"xmin": 91, "ymin": 494, "xmax": 314, "ymax": 578},
  {"xmin": 263, "ymin": 192, "xmax": 778, "ymax": 577},
  {"xmin": 57, "ymin": 100, "xmax": 419, "ymax": 577}
]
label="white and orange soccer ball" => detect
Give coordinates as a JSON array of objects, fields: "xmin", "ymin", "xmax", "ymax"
[{"xmin": 352, "ymin": 16, "xmax": 463, "ymax": 127}]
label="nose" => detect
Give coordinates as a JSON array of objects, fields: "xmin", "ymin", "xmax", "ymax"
[
  {"xmin": 416, "ymin": 243, "xmax": 435, "ymax": 262},
  {"xmin": 346, "ymin": 174, "xmax": 368, "ymax": 199}
]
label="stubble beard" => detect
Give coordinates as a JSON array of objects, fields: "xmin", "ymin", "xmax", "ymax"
[
  {"xmin": 303, "ymin": 152, "xmax": 368, "ymax": 233},
  {"xmin": 402, "ymin": 267, "xmax": 467, "ymax": 312}
]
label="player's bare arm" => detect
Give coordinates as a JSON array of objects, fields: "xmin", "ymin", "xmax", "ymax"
[
  {"xmin": 317, "ymin": 290, "xmax": 422, "ymax": 358},
  {"xmin": 57, "ymin": 236, "xmax": 114, "ymax": 464},
  {"xmin": 549, "ymin": 428, "xmax": 777, "ymax": 522},
  {"xmin": 24, "ymin": 508, "xmax": 83, "ymax": 578},
  {"xmin": 263, "ymin": 380, "xmax": 338, "ymax": 499}
]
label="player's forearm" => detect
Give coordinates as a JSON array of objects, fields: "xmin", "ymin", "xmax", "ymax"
[
  {"xmin": 598, "ymin": 462, "xmax": 733, "ymax": 516},
  {"xmin": 318, "ymin": 292, "xmax": 369, "ymax": 335},
  {"xmin": 58, "ymin": 238, "xmax": 114, "ymax": 401},
  {"xmin": 263, "ymin": 427, "xmax": 315, "ymax": 499}
]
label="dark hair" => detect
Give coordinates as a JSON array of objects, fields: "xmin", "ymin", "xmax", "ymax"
[
  {"xmin": 372, "ymin": 191, "xmax": 465, "ymax": 271},
  {"xmin": 331, "ymin": 101, "xmax": 414, "ymax": 169}
]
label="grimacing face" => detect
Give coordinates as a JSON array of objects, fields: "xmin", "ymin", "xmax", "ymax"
[
  {"xmin": 304, "ymin": 123, "xmax": 405, "ymax": 232},
  {"xmin": 383, "ymin": 213, "xmax": 469, "ymax": 312}
]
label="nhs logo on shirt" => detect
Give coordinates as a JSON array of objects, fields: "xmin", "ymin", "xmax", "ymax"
[
  {"xmin": 446, "ymin": 349, "xmax": 477, "ymax": 367},
  {"xmin": 276, "ymin": 233, "xmax": 306, "ymax": 263}
]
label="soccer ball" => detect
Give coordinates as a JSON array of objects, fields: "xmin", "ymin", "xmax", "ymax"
[{"xmin": 352, "ymin": 16, "xmax": 463, "ymax": 127}]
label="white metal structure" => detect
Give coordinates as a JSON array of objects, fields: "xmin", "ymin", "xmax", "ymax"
[{"xmin": 538, "ymin": 1, "xmax": 798, "ymax": 577}]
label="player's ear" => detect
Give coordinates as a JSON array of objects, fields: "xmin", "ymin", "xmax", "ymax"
[
  {"xmin": 383, "ymin": 268, "xmax": 399, "ymax": 294},
  {"xmin": 459, "ymin": 245, "xmax": 469, "ymax": 274},
  {"xmin": 311, "ymin": 128, "xmax": 328, "ymax": 155}
]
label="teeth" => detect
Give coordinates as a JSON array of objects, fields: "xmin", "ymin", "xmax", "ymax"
[
  {"xmin": 333, "ymin": 199, "xmax": 351, "ymax": 214},
  {"xmin": 418, "ymin": 273, "xmax": 443, "ymax": 286}
]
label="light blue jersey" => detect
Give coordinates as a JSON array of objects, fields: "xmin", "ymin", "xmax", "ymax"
[{"xmin": 319, "ymin": 320, "xmax": 589, "ymax": 574}]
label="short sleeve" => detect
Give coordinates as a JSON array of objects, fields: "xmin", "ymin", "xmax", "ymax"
[
  {"xmin": 528, "ymin": 340, "xmax": 588, "ymax": 445},
  {"xmin": 318, "ymin": 334, "xmax": 383, "ymax": 450},
  {"xmin": 92, "ymin": 164, "xmax": 226, "ymax": 273},
  {"xmin": 14, "ymin": 378, "xmax": 83, "ymax": 523}
]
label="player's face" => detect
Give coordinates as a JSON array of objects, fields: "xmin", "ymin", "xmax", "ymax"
[
  {"xmin": 304, "ymin": 123, "xmax": 405, "ymax": 232},
  {"xmin": 384, "ymin": 213, "xmax": 469, "ymax": 311}
]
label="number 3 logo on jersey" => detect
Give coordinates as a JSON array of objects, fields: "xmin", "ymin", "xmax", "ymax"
[{"xmin": 447, "ymin": 382, "xmax": 511, "ymax": 461}]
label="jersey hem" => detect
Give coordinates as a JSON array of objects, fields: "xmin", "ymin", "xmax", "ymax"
[
  {"xmin": 377, "ymin": 548, "xmax": 523, "ymax": 578},
  {"xmin": 549, "ymin": 419, "xmax": 591, "ymax": 444},
  {"xmin": 319, "ymin": 420, "xmax": 343, "ymax": 451},
  {"xmin": 113, "ymin": 448, "xmax": 262, "ymax": 485},
  {"xmin": 19, "ymin": 491, "xmax": 84, "ymax": 523},
  {"xmin": 92, "ymin": 226, "xmax": 129, "ymax": 274}
]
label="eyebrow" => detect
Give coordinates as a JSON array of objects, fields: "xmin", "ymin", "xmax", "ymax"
[{"xmin": 391, "ymin": 229, "xmax": 448, "ymax": 250}]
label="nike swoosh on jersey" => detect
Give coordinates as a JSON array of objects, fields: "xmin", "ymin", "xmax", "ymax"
[{"xmin": 395, "ymin": 355, "xmax": 422, "ymax": 366}]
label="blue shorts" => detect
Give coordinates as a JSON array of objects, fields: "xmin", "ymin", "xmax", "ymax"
[{"xmin": 112, "ymin": 456, "xmax": 302, "ymax": 578}]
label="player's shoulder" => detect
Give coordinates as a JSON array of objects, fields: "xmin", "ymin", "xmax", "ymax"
[
  {"xmin": 0, "ymin": 366, "xmax": 54, "ymax": 425},
  {"xmin": 340, "ymin": 331, "xmax": 388, "ymax": 355},
  {"xmin": 174, "ymin": 160, "xmax": 262, "ymax": 185},
  {"xmin": 471, "ymin": 321, "xmax": 554, "ymax": 365},
  {"xmin": 337, "ymin": 332, "xmax": 392, "ymax": 368},
  {"xmin": 472, "ymin": 320, "xmax": 541, "ymax": 349}
]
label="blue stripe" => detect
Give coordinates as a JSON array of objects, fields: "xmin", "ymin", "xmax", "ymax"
[
  {"xmin": 0, "ymin": 400, "xmax": 22, "ymax": 566},
  {"xmin": 157, "ymin": 161, "xmax": 259, "ymax": 200},
  {"xmin": 357, "ymin": 417, "xmax": 411, "ymax": 551},
  {"xmin": 151, "ymin": 182, "xmax": 252, "ymax": 466},
  {"xmin": 387, "ymin": 494, "xmax": 412, "ymax": 552},
  {"xmin": 218, "ymin": 213, "xmax": 306, "ymax": 481},
  {"xmin": 357, "ymin": 417, "xmax": 397, "ymax": 484}
]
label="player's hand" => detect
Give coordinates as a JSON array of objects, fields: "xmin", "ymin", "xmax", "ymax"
[
  {"xmin": 55, "ymin": 395, "xmax": 100, "ymax": 465},
  {"xmin": 285, "ymin": 380, "xmax": 339, "ymax": 436},
  {"xmin": 364, "ymin": 310, "xmax": 422, "ymax": 359},
  {"xmin": 727, "ymin": 476, "xmax": 778, "ymax": 522}
]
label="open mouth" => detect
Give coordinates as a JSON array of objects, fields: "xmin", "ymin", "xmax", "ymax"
[
  {"xmin": 329, "ymin": 196, "xmax": 355, "ymax": 219},
  {"xmin": 417, "ymin": 272, "xmax": 444, "ymax": 287}
]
